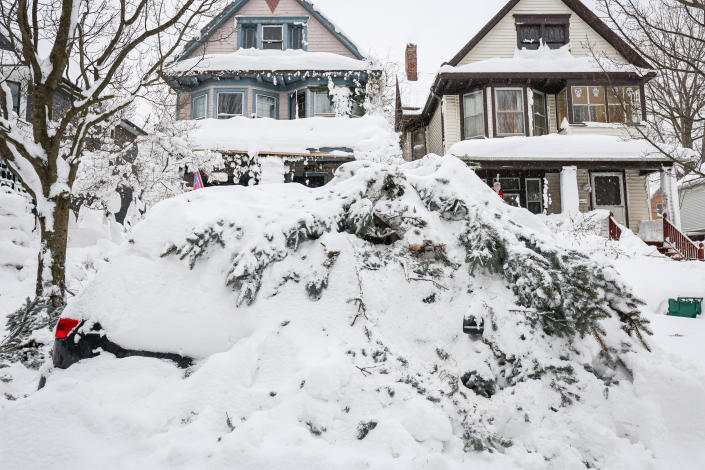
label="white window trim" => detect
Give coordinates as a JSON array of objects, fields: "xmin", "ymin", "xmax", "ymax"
[
  {"xmin": 217, "ymin": 91, "xmax": 244, "ymax": 119},
  {"xmin": 463, "ymin": 90, "xmax": 485, "ymax": 139},
  {"xmin": 494, "ymin": 87, "xmax": 526, "ymax": 136},
  {"xmin": 255, "ymin": 94, "xmax": 277, "ymax": 119},
  {"xmin": 262, "ymin": 25, "xmax": 283, "ymax": 49},
  {"xmin": 525, "ymin": 177, "xmax": 543, "ymax": 213},
  {"xmin": 192, "ymin": 94, "xmax": 207, "ymax": 120}
]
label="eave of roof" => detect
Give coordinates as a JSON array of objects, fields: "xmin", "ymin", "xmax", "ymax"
[
  {"xmin": 446, "ymin": 0, "xmax": 653, "ymax": 70},
  {"xmin": 178, "ymin": 0, "xmax": 365, "ymax": 61}
]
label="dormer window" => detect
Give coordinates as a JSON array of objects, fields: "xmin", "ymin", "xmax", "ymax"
[{"xmin": 515, "ymin": 15, "xmax": 570, "ymax": 50}]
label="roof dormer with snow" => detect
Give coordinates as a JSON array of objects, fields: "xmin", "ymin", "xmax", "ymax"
[{"xmin": 165, "ymin": 0, "xmax": 377, "ymax": 122}]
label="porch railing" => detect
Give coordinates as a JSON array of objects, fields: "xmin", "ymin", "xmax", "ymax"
[
  {"xmin": 663, "ymin": 213, "xmax": 705, "ymax": 261},
  {"xmin": 608, "ymin": 212, "xmax": 622, "ymax": 241}
]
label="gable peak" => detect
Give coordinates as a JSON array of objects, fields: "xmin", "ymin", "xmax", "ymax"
[{"xmin": 265, "ymin": 0, "xmax": 280, "ymax": 13}]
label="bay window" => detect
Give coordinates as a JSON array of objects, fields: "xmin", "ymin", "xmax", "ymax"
[
  {"xmin": 256, "ymin": 93, "xmax": 277, "ymax": 119},
  {"xmin": 463, "ymin": 90, "xmax": 485, "ymax": 139},
  {"xmin": 532, "ymin": 90, "xmax": 548, "ymax": 136},
  {"xmin": 217, "ymin": 92, "xmax": 244, "ymax": 119},
  {"xmin": 572, "ymin": 86, "xmax": 606, "ymax": 123},
  {"xmin": 262, "ymin": 25, "xmax": 283, "ymax": 50},
  {"xmin": 495, "ymin": 88, "xmax": 525, "ymax": 136}
]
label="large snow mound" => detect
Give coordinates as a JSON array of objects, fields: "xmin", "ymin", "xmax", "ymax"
[
  {"xmin": 7, "ymin": 157, "xmax": 704, "ymax": 469},
  {"xmin": 189, "ymin": 115, "xmax": 400, "ymax": 161},
  {"xmin": 169, "ymin": 49, "xmax": 373, "ymax": 74}
]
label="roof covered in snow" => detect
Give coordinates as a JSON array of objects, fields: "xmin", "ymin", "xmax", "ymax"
[
  {"xmin": 449, "ymin": 134, "xmax": 671, "ymax": 162},
  {"xmin": 189, "ymin": 115, "xmax": 399, "ymax": 161},
  {"xmin": 169, "ymin": 49, "xmax": 374, "ymax": 75},
  {"xmin": 440, "ymin": 45, "xmax": 650, "ymax": 76},
  {"xmin": 397, "ymin": 72, "xmax": 435, "ymax": 116}
]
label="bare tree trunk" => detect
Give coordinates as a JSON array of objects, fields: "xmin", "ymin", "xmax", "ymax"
[{"xmin": 36, "ymin": 193, "xmax": 71, "ymax": 307}]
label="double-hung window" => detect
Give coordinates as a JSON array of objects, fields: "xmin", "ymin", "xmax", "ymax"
[
  {"xmin": 7, "ymin": 81, "xmax": 20, "ymax": 115},
  {"xmin": 572, "ymin": 86, "xmax": 606, "ymax": 123},
  {"xmin": 289, "ymin": 25, "xmax": 304, "ymax": 50},
  {"xmin": 217, "ymin": 92, "xmax": 244, "ymax": 119},
  {"xmin": 256, "ymin": 94, "xmax": 277, "ymax": 119},
  {"xmin": 191, "ymin": 93, "xmax": 207, "ymax": 120},
  {"xmin": 242, "ymin": 25, "xmax": 257, "ymax": 49},
  {"xmin": 532, "ymin": 90, "xmax": 548, "ymax": 136},
  {"xmin": 262, "ymin": 25, "xmax": 283, "ymax": 50},
  {"xmin": 516, "ymin": 15, "xmax": 569, "ymax": 50},
  {"xmin": 495, "ymin": 88, "xmax": 525, "ymax": 136},
  {"xmin": 463, "ymin": 90, "xmax": 485, "ymax": 139},
  {"xmin": 314, "ymin": 90, "xmax": 334, "ymax": 116}
]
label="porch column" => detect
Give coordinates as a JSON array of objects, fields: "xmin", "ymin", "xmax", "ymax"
[
  {"xmin": 661, "ymin": 166, "xmax": 682, "ymax": 228},
  {"xmin": 560, "ymin": 166, "xmax": 579, "ymax": 215}
]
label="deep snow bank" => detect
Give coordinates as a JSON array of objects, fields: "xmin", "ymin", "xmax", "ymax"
[{"xmin": 29, "ymin": 156, "xmax": 699, "ymax": 468}]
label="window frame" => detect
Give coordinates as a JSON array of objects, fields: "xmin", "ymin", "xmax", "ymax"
[
  {"xmin": 214, "ymin": 88, "xmax": 247, "ymax": 119},
  {"xmin": 312, "ymin": 89, "xmax": 335, "ymax": 117},
  {"xmin": 254, "ymin": 90, "xmax": 279, "ymax": 119},
  {"xmin": 288, "ymin": 24, "xmax": 305, "ymax": 50},
  {"xmin": 6, "ymin": 80, "xmax": 20, "ymax": 115},
  {"xmin": 532, "ymin": 90, "xmax": 548, "ymax": 136},
  {"xmin": 525, "ymin": 177, "xmax": 543, "ymax": 214},
  {"xmin": 514, "ymin": 14, "xmax": 570, "ymax": 50},
  {"xmin": 262, "ymin": 25, "xmax": 283, "ymax": 50},
  {"xmin": 494, "ymin": 87, "xmax": 526, "ymax": 137},
  {"xmin": 571, "ymin": 86, "xmax": 607, "ymax": 124},
  {"xmin": 190, "ymin": 91, "xmax": 208, "ymax": 120},
  {"xmin": 463, "ymin": 90, "xmax": 486, "ymax": 140},
  {"xmin": 241, "ymin": 24, "xmax": 258, "ymax": 49}
]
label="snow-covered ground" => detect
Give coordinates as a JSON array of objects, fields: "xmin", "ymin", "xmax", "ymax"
[{"xmin": 1, "ymin": 160, "xmax": 705, "ymax": 469}]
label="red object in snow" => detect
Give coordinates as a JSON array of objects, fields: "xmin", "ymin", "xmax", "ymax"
[
  {"xmin": 55, "ymin": 318, "xmax": 79, "ymax": 338},
  {"xmin": 193, "ymin": 171, "xmax": 204, "ymax": 190},
  {"xmin": 492, "ymin": 181, "xmax": 503, "ymax": 198}
]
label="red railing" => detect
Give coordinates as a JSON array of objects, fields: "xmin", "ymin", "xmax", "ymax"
[
  {"xmin": 608, "ymin": 212, "xmax": 622, "ymax": 241},
  {"xmin": 663, "ymin": 213, "xmax": 705, "ymax": 261}
]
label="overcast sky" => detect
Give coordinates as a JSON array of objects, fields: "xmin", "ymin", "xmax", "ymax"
[{"xmin": 308, "ymin": 0, "xmax": 599, "ymax": 73}]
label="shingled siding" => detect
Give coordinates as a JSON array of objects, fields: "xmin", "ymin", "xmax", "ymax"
[
  {"xmin": 625, "ymin": 169, "xmax": 650, "ymax": 229},
  {"xmin": 443, "ymin": 95, "xmax": 461, "ymax": 150},
  {"xmin": 187, "ymin": 0, "xmax": 358, "ymax": 59},
  {"xmin": 458, "ymin": 0, "xmax": 627, "ymax": 64}
]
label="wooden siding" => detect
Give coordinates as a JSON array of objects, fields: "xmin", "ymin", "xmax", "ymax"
[
  {"xmin": 546, "ymin": 172, "xmax": 561, "ymax": 213},
  {"xmin": 625, "ymin": 169, "xmax": 650, "ymax": 230},
  {"xmin": 458, "ymin": 0, "xmax": 627, "ymax": 65},
  {"xmin": 681, "ymin": 185, "xmax": 705, "ymax": 233},
  {"xmin": 444, "ymin": 95, "xmax": 461, "ymax": 150},
  {"xmin": 577, "ymin": 168, "xmax": 590, "ymax": 213},
  {"xmin": 188, "ymin": 0, "xmax": 357, "ymax": 60},
  {"xmin": 486, "ymin": 87, "xmax": 494, "ymax": 137},
  {"xmin": 547, "ymin": 94, "xmax": 558, "ymax": 134},
  {"xmin": 427, "ymin": 105, "xmax": 444, "ymax": 156}
]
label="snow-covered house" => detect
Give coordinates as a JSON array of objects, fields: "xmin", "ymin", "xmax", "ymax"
[
  {"xmin": 678, "ymin": 171, "xmax": 705, "ymax": 240},
  {"xmin": 396, "ymin": 0, "xmax": 679, "ymax": 234},
  {"xmin": 164, "ymin": 0, "xmax": 385, "ymax": 187}
]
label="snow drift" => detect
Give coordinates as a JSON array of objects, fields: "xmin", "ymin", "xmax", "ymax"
[{"xmin": 32, "ymin": 156, "xmax": 693, "ymax": 468}]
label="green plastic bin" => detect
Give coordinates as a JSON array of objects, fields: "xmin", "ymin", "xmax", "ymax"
[{"xmin": 667, "ymin": 297, "xmax": 703, "ymax": 318}]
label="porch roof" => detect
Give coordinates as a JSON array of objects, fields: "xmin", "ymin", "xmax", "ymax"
[{"xmin": 449, "ymin": 134, "xmax": 672, "ymax": 163}]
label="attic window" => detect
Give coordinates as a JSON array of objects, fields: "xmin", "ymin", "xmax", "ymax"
[
  {"xmin": 262, "ymin": 25, "xmax": 283, "ymax": 50},
  {"xmin": 515, "ymin": 15, "xmax": 570, "ymax": 50}
]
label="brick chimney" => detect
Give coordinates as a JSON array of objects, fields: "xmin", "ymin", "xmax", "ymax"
[{"xmin": 405, "ymin": 44, "xmax": 418, "ymax": 82}]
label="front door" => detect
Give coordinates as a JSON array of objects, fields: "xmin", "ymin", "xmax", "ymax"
[{"xmin": 591, "ymin": 172, "xmax": 626, "ymax": 225}]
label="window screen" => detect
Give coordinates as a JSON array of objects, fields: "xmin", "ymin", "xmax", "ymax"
[
  {"xmin": 217, "ymin": 92, "xmax": 243, "ymax": 119},
  {"xmin": 262, "ymin": 25, "xmax": 283, "ymax": 50},
  {"xmin": 463, "ymin": 91, "xmax": 485, "ymax": 139}
]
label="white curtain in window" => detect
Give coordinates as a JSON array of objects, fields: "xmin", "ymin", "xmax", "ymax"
[
  {"xmin": 256, "ymin": 94, "xmax": 276, "ymax": 119},
  {"xmin": 217, "ymin": 93, "xmax": 243, "ymax": 119},
  {"xmin": 496, "ymin": 89, "xmax": 525, "ymax": 135},
  {"xmin": 314, "ymin": 91, "xmax": 333, "ymax": 115}
]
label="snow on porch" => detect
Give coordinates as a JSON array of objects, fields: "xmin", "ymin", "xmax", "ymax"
[
  {"xmin": 449, "ymin": 134, "xmax": 669, "ymax": 162},
  {"xmin": 189, "ymin": 115, "xmax": 399, "ymax": 161}
]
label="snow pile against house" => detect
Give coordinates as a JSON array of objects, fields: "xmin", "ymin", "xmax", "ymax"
[
  {"xmin": 169, "ymin": 49, "xmax": 373, "ymax": 74},
  {"xmin": 189, "ymin": 114, "xmax": 400, "ymax": 161},
  {"xmin": 439, "ymin": 44, "xmax": 648, "ymax": 75},
  {"xmin": 32, "ymin": 155, "xmax": 701, "ymax": 469},
  {"xmin": 449, "ymin": 133, "xmax": 663, "ymax": 161}
]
